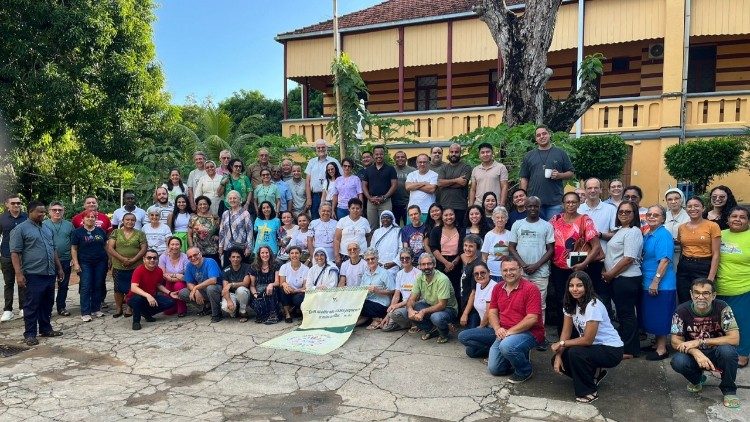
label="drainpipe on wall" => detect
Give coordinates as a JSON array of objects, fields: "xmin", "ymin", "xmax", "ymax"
[
  {"xmin": 679, "ymin": 0, "xmax": 691, "ymax": 143},
  {"xmin": 574, "ymin": 0, "xmax": 584, "ymax": 138}
]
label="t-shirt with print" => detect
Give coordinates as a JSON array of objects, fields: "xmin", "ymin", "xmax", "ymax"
[
  {"xmin": 481, "ymin": 230, "xmax": 511, "ymax": 277},
  {"xmin": 254, "ymin": 218, "xmax": 281, "ymax": 254},
  {"xmin": 564, "ymin": 299, "xmax": 623, "ymax": 347},
  {"xmin": 395, "ymin": 267, "xmax": 421, "ymax": 302},
  {"xmin": 509, "ymin": 218, "xmax": 555, "ymax": 278},
  {"xmin": 670, "ymin": 300, "xmax": 738, "ymax": 348},
  {"xmin": 279, "ymin": 262, "xmax": 309, "ymax": 290},
  {"xmin": 223, "ymin": 263, "xmax": 251, "ymax": 284},
  {"xmin": 336, "ymin": 216, "xmax": 371, "ymax": 256},
  {"xmin": 400, "ymin": 224, "xmax": 427, "ymax": 264},
  {"xmin": 71, "ymin": 227, "xmax": 108, "ymax": 262}
]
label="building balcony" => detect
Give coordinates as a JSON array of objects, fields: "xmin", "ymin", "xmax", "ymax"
[{"xmin": 282, "ymin": 91, "xmax": 750, "ymax": 144}]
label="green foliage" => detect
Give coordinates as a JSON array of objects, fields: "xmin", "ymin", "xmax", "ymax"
[
  {"xmin": 568, "ymin": 134, "xmax": 627, "ymax": 181},
  {"xmin": 287, "ymin": 86, "xmax": 324, "ymax": 119},
  {"xmin": 219, "ymin": 90, "xmax": 283, "ymax": 137},
  {"xmin": 664, "ymin": 136, "xmax": 749, "ymax": 195},
  {"xmin": 579, "ymin": 53, "xmax": 605, "ymax": 82},
  {"xmin": 243, "ymin": 134, "xmax": 310, "ymax": 165},
  {"xmin": 327, "ymin": 53, "xmax": 368, "ymax": 156},
  {"xmin": 451, "ymin": 123, "xmax": 574, "ymax": 183}
]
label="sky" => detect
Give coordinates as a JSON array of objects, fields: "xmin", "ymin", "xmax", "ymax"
[{"xmin": 153, "ymin": 0, "xmax": 383, "ymax": 105}]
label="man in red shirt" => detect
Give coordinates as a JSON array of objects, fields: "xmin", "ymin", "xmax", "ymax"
[
  {"xmin": 71, "ymin": 195, "xmax": 112, "ymax": 233},
  {"xmin": 126, "ymin": 249, "xmax": 176, "ymax": 330},
  {"xmin": 487, "ymin": 259, "xmax": 545, "ymax": 383}
]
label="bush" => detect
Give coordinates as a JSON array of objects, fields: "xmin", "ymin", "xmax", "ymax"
[
  {"xmin": 568, "ymin": 134, "xmax": 627, "ymax": 181},
  {"xmin": 664, "ymin": 136, "xmax": 749, "ymax": 195}
]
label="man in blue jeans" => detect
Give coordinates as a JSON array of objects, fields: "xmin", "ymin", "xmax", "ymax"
[
  {"xmin": 486, "ymin": 259, "xmax": 545, "ymax": 383},
  {"xmin": 10, "ymin": 200, "xmax": 65, "ymax": 346},
  {"xmin": 390, "ymin": 252, "xmax": 458, "ymax": 344},
  {"xmin": 670, "ymin": 278, "xmax": 740, "ymax": 408}
]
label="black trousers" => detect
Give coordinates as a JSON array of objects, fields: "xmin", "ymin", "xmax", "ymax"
[
  {"xmin": 559, "ymin": 344, "xmax": 623, "ymax": 397},
  {"xmin": 611, "ymin": 275, "xmax": 641, "ymax": 356},
  {"xmin": 676, "ymin": 257, "xmax": 711, "ymax": 304}
]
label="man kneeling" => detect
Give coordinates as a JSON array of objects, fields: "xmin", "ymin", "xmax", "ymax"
[
  {"xmin": 670, "ymin": 278, "xmax": 740, "ymax": 409},
  {"xmin": 486, "ymin": 259, "xmax": 545, "ymax": 383},
  {"xmin": 390, "ymin": 253, "xmax": 458, "ymax": 343},
  {"xmin": 127, "ymin": 249, "xmax": 176, "ymax": 330}
]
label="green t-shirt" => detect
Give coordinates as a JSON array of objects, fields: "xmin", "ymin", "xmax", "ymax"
[
  {"xmin": 222, "ymin": 174, "xmax": 252, "ymax": 207},
  {"xmin": 254, "ymin": 183, "xmax": 280, "ymax": 207},
  {"xmin": 109, "ymin": 229, "xmax": 146, "ymax": 270},
  {"xmin": 43, "ymin": 219, "xmax": 74, "ymax": 261},
  {"xmin": 412, "ymin": 270, "xmax": 458, "ymax": 313},
  {"xmin": 717, "ymin": 228, "xmax": 750, "ymax": 296}
]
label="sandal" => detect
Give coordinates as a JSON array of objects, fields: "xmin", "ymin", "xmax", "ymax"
[
  {"xmin": 112, "ymin": 311, "xmax": 123, "ymax": 318},
  {"xmin": 366, "ymin": 318, "xmax": 382, "ymax": 330},
  {"xmin": 408, "ymin": 326, "xmax": 422, "ymax": 334},
  {"xmin": 687, "ymin": 374, "xmax": 707, "ymax": 393},
  {"xmin": 723, "ymin": 395, "xmax": 741, "ymax": 408},
  {"xmin": 594, "ymin": 369, "xmax": 608, "ymax": 386},
  {"xmin": 421, "ymin": 330, "xmax": 437, "ymax": 341},
  {"xmin": 575, "ymin": 392, "xmax": 598, "ymax": 404},
  {"xmin": 436, "ymin": 335, "xmax": 450, "ymax": 344}
]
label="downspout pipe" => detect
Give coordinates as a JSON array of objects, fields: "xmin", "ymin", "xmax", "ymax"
[
  {"xmin": 679, "ymin": 0, "xmax": 691, "ymax": 143},
  {"xmin": 574, "ymin": 0, "xmax": 584, "ymax": 138}
]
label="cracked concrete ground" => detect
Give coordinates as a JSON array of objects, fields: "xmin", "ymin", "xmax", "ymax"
[{"xmin": 1, "ymin": 277, "xmax": 748, "ymax": 421}]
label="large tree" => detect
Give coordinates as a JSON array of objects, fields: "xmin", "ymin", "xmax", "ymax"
[
  {"xmin": 0, "ymin": 0, "xmax": 173, "ymax": 200},
  {"xmin": 475, "ymin": 0, "xmax": 602, "ymax": 132}
]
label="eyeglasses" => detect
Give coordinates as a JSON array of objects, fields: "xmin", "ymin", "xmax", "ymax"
[
  {"xmin": 220, "ymin": 156, "xmax": 230, "ymax": 160},
  {"xmin": 144, "ymin": 256, "xmax": 157, "ymax": 261},
  {"xmin": 645, "ymin": 212, "xmax": 662, "ymax": 218},
  {"xmin": 473, "ymin": 271, "xmax": 488, "ymax": 277},
  {"xmin": 623, "ymin": 195, "xmax": 640, "ymax": 200},
  {"xmin": 342, "ymin": 164, "xmax": 352, "ymax": 168},
  {"xmin": 50, "ymin": 209, "xmax": 63, "ymax": 213},
  {"xmin": 364, "ymin": 257, "xmax": 377, "ymax": 261},
  {"xmin": 187, "ymin": 254, "xmax": 200, "ymax": 260},
  {"xmin": 399, "ymin": 256, "xmax": 411, "ymax": 261},
  {"xmin": 710, "ymin": 195, "xmax": 727, "ymax": 201},
  {"xmin": 686, "ymin": 205, "xmax": 702, "ymax": 210},
  {"xmin": 233, "ymin": 165, "xmax": 242, "ymax": 169},
  {"xmin": 617, "ymin": 210, "xmax": 634, "ymax": 215},
  {"xmin": 691, "ymin": 290, "xmax": 714, "ymax": 298}
]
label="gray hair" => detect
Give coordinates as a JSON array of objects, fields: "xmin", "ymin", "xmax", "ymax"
[
  {"xmin": 492, "ymin": 206, "xmax": 509, "ymax": 219},
  {"xmin": 363, "ymin": 247, "xmax": 379, "ymax": 259},
  {"xmin": 418, "ymin": 252, "xmax": 436, "ymax": 266},
  {"xmin": 464, "ymin": 234, "xmax": 483, "ymax": 248}
]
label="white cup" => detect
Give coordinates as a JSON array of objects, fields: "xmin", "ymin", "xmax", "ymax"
[{"xmin": 544, "ymin": 168, "xmax": 553, "ymax": 178}]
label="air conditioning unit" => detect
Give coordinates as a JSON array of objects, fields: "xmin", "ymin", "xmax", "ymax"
[{"xmin": 648, "ymin": 43, "xmax": 665, "ymax": 60}]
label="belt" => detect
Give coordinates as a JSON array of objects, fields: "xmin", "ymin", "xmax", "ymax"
[{"xmin": 682, "ymin": 255, "xmax": 712, "ymax": 262}]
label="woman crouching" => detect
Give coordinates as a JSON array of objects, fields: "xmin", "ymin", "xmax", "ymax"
[{"xmin": 551, "ymin": 271, "xmax": 624, "ymax": 403}]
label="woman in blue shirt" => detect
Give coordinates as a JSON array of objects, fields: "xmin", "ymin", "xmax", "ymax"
[
  {"xmin": 641, "ymin": 204, "xmax": 676, "ymax": 361},
  {"xmin": 254, "ymin": 201, "xmax": 281, "ymax": 254}
]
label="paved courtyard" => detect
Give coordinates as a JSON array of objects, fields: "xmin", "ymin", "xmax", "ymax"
[{"xmin": 0, "ymin": 276, "xmax": 748, "ymax": 422}]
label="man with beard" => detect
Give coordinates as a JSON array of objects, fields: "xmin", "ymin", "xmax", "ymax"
[
  {"xmin": 436, "ymin": 143, "xmax": 472, "ymax": 225},
  {"xmin": 429, "ymin": 146, "xmax": 444, "ymax": 173},
  {"xmin": 670, "ymin": 278, "xmax": 740, "ymax": 409},
  {"xmin": 147, "ymin": 187, "xmax": 172, "ymax": 225},
  {"xmin": 389, "ymin": 252, "xmax": 458, "ymax": 344},
  {"xmin": 392, "ymin": 150, "xmax": 415, "ymax": 227},
  {"xmin": 111, "ymin": 190, "xmax": 147, "ymax": 230}
]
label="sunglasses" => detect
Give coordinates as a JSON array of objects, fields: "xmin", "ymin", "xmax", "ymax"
[
  {"xmin": 399, "ymin": 256, "xmax": 411, "ymax": 261},
  {"xmin": 144, "ymin": 256, "xmax": 158, "ymax": 261}
]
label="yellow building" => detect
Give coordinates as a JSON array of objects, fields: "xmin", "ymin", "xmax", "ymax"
[{"xmin": 277, "ymin": 0, "xmax": 750, "ymax": 204}]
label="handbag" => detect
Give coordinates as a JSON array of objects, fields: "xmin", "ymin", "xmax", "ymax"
[{"xmin": 569, "ymin": 215, "xmax": 604, "ymax": 266}]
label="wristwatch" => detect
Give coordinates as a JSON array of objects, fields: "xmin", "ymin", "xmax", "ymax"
[{"xmin": 655, "ymin": 273, "xmax": 661, "ymax": 278}]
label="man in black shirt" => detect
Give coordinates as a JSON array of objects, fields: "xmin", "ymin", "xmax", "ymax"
[
  {"xmin": 1, "ymin": 194, "xmax": 27, "ymax": 322},
  {"xmin": 361, "ymin": 145, "xmax": 397, "ymax": 231}
]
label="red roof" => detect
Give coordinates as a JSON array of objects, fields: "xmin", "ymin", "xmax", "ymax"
[{"xmin": 278, "ymin": 0, "xmax": 525, "ymax": 38}]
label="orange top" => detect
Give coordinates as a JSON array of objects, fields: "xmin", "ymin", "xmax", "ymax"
[{"xmin": 677, "ymin": 220, "xmax": 721, "ymax": 258}]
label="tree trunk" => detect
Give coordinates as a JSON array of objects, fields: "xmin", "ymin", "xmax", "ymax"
[{"xmin": 475, "ymin": 0, "xmax": 600, "ymax": 132}]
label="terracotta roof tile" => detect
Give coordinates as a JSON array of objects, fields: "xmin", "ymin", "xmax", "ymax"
[{"xmin": 278, "ymin": 0, "xmax": 525, "ymax": 38}]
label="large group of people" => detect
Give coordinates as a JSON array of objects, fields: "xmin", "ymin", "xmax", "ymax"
[{"xmin": 2, "ymin": 126, "xmax": 747, "ymax": 407}]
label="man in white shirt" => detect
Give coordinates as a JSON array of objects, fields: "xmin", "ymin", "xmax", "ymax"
[
  {"xmin": 405, "ymin": 154, "xmax": 438, "ymax": 222},
  {"xmin": 305, "ymin": 139, "xmax": 342, "ymax": 220},
  {"xmin": 186, "ymin": 151, "xmax": 207, "ymax": 209}
]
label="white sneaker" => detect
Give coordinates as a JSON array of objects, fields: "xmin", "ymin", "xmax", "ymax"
[
  {"xmin": 93, "ymin": 311, "xmax": 105, "ymax": 318},
  {"xmin": 1, "ymin": 311, "xmax": 13, "ymax": 322},
  {"xmin": 81, "ymin": 315, "xmax": 93, "ymax": 322}
]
